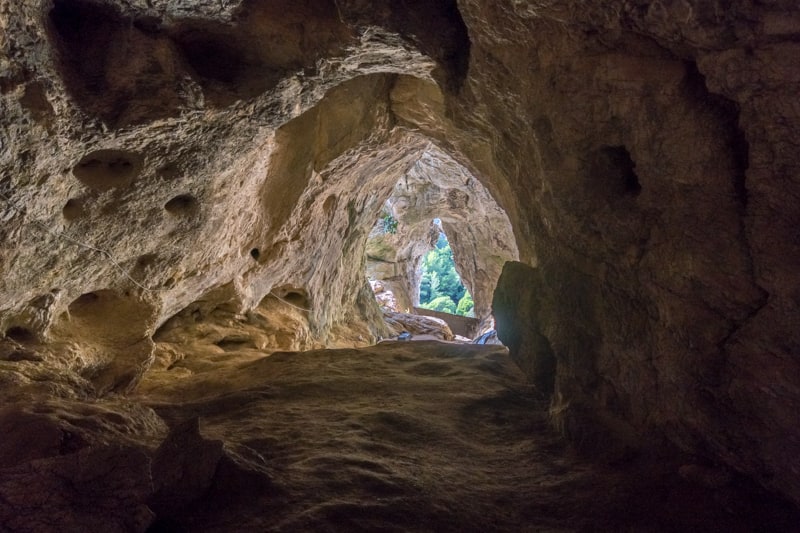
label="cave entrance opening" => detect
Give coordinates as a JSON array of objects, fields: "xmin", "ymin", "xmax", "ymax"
[
  {"xmin": 364, "ymin": 146, "xmax": 519, "ymax": 341},
  {"xmin": 417, "ymin": 222, "xmax": 472, "ymax": 317}
]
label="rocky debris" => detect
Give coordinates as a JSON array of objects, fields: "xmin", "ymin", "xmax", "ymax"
[
  {"xmin": 369, "ymin": 279, "xmax": 400, "ymax": 312},
  {"xmin": 382, "ymin": 311, "xmax": 455, "ymax": 341}
]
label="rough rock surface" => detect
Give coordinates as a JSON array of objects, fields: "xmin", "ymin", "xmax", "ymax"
[
  {"xmin": 382, "ymin": 310, "xmax": 455, "ymax": 341},
  {"xmin": 0, "ymin": 0, "xmax": 799, "ymax": 521},
  {"xmin": 136, "ymin": 342, "xmax": 799, "ymax": 531}
]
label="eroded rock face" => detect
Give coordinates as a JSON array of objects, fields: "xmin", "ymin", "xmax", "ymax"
[
  {"xmin": 0, "ymin": 0, "xmax": 799, "ymax": 515},
  {"xmin": 472, "ymin": 2, "xmax": 800, "ymax": 507}
]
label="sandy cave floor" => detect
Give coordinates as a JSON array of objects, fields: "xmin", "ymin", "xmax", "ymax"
[{"xmin": 136, "ymin": 341, "xmax": 798, "ymax": 532}]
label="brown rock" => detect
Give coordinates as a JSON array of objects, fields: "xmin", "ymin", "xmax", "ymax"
[
  {"xmin": 0, "ymin": 445, "xmax": 155, "ymax": 532},
  {"xmin": 382, "ymin": 310, "xmax": 455, "ymax": 341},
  {"xmin": 148, "ymin": 418, "xmax": 224, "ymax": 515}
]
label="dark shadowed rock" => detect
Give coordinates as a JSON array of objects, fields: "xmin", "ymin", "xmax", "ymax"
[{"xmin": 148, "ymin": 418, "xmax": 224, "ymax": 515}]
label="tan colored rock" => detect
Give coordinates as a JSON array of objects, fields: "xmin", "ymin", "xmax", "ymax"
[
  {"xmin": 382, "ymin": 310, "xmax": 455, "ymax": 341},
  {"xmin": 0, "ymin": 0, "xmax": 799, "ymax": 517}
]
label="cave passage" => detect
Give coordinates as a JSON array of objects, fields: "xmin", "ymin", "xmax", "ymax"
[
  {"xmin": 364, "ymin": 147, "xmax": 519, "ymax": 338},
  {"xmin": 4, "ymin": 0, "xmax": 800, "ymax": 529},
  {"xmin": 369, "ymin": 214, "xmax": 472, "ymax": 318}
]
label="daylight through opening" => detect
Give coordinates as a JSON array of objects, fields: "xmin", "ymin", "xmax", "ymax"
[
  {"xmin": 364, "ymin": 146, "xmax": 519, "ymax": 342},
  {"xmin": 418, "ymin": 222, "xmax": 472, "ymax": 318}
]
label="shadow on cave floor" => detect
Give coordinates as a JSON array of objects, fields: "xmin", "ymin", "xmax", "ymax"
[{"xmin": 139, "ymin": 341, "xmax": 798, "ymax": 532}]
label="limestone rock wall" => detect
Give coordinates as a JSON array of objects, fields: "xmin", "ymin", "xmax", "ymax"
[
  {"xmin": 0, "ymin": 0, "xmax": 798, "ymax": 510},
  {"xmin": 460, "ymin": 0, "xmax": 800, "ymax": 506},
  {"xmin": 0, "ymin": 0, "xmax": 440, "ymax": 393}
]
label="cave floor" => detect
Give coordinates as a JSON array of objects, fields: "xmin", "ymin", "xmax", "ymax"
[{"xmin": 137, "ymin": 341, "xmax": 795, "ymax": 532}]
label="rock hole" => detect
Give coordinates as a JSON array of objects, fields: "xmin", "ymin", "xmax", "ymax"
[
  {"xmin": 437, "ymin": 0, "xmax": 471, "ymax": 91},
  {"xmin": 132, "ymin": 254, "xmax": 159, "ymax": 277},
  {"xmin": 72, "ymin": 149, "xmax": 143, "ymax": 192},
  {"xmin": 250, "ymin": 248, "xmax": 260, "ymax": 261},
  {"xmin": 48, "ymin": 0, "xmax": 184, "ymax": 126},
  {"xmin": 48, "ymin": 0, "xmax": 123, "ymax": 94},
  {"xmin": 272, "ymin": 286, "xmax": 309, "ymax": 308},
  {"xmin": 284, "ymin": 292, "xmax": 306, "ymax": 305},
  {"xmin": 164, "ymin": 194, "xmax": 198, "ymax": 216},
  {"xmin": 156, "ymin": 162, "xmax": 181, "ymax": 180},
  {"xmin": 70, "ymin": 291, "xmax": 99, "ymax": 307},
  {"xmin": 389, "ymin": 0, "xmax": 470, "ymax": 92},
  {"xmin": 5, "ymin": 326, "xmax": 36, "ymax": 343},
  {"xmin": 590, "ymin": 146, "xmax": 641, "ymax": 198},
  {"xmin": 323, "ymin": 194, "xmax": 337, "ymax": 215},
  {"xmin": 215, "ymin": 336, "xmax": 256, "ymax": 351},
  {"xmin": 66, "ymin": 289, "xmax": 155, "ymax": 347},
  {"xmin": 6, "ymin": 349, "xmax": 44, "ymax": 362},
  {"xmin": 136, "ymin": 254, "xmax": 158, "ymax": 269},
  {"xmin": 62, "ymin": 198, "xmax": 84, "ymax": 221},
  {"xmin": 175, "ymin": 33, "xmax": 244, "ymax": 85}
]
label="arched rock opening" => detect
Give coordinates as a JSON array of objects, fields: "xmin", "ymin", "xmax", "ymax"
[{"xmin": 364, "ymin": 145, "xmax": 519, "ymax": 327}]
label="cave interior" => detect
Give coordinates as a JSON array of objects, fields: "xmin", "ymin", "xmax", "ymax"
[{"xmin": 1, "ymin": 0, "xmax": 799, "ymax": 531}]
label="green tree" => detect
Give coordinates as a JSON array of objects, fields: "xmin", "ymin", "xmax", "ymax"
[
  {"xmin": 419, "ymin": 275, "xmax": 431, "ymax": 303},
  {"xmin": 381, "ymin": 210, "xmax": 398, "ymax": 234},
  {"xmin": 456, "ymin": 291, "xmax": 474, "ymax": 317},
  {"xmin": 418, "ymin": 232, "xmax": 468, "ymax": 314},
  {"xmin": 420, "ymin": 295, "xmax": 457, "ymax": 314}
]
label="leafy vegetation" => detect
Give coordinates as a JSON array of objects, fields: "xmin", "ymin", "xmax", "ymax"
[
  {"xmin": 419, "ymin": 232, "xmax": 474, "ymax": 316},
  {"xmin": 456, "ymin": 291, "xmax": 474, "ymax": 316},
  {"xmin": 381, "ymin": 210, "xmax": 399, "ymax": 234}
]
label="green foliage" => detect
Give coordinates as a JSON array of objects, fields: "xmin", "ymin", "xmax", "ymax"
[
  {"xmin": 456, "ymin": 291, "xmax": 474, "ymax": 317},
  {"xmin": 381, "ymin": 211, "xmax": 399, "ymax": 234},
  {"xmin": 419, "ymin": 274, "xmax": 432, "ymax": 303},
  {"xmin": 420, "ymin": 295, "xmax": 457, "ymax": 314},
  {"xmin": 418, "ymin": 232, "xmax": 469, "ymax": 316}
]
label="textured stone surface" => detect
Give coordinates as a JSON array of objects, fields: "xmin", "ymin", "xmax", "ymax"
[
  {"xmin": 382, "ymin": 310, "xmax": 455, "ymax": 341},
  {"xmin": 0, "ymin": 445, "xmax": 155, "ymax": 532},
  {"xmin": 0, "ymin": 0, "xmax": 799, "ymax": 519},
  {"xmin": 134, "ymin": 341, "xmax": 799, "ymax": 532}
]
